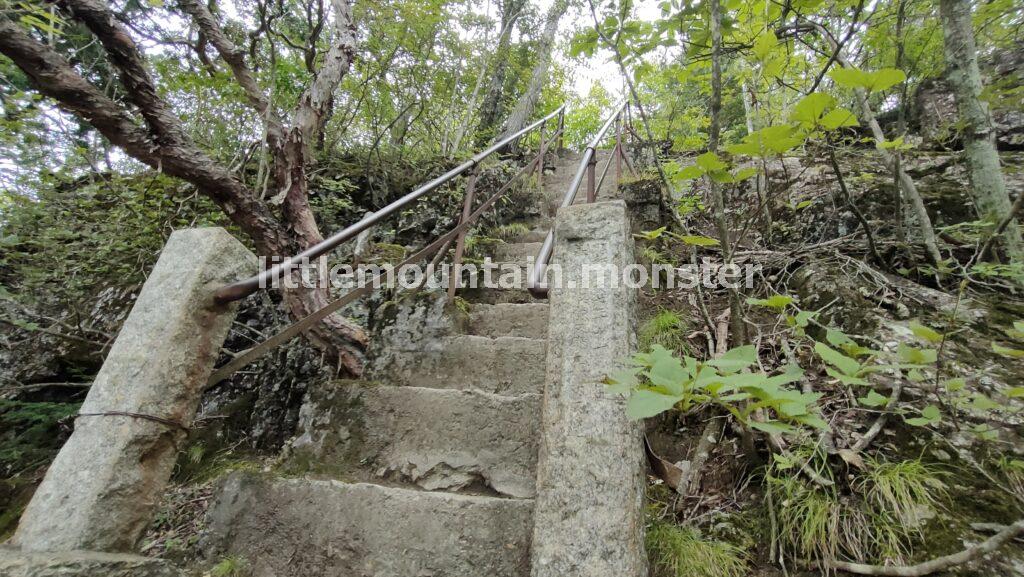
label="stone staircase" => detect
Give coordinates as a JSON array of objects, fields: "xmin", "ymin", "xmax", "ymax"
[{"xmin": 201, "ymin": 151, "xmax": 615, "ymax": 577}]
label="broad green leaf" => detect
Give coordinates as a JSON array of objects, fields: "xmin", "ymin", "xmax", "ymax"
[
  {"xmin": 674, "ymin": 165, "xmax": 704, "ymax": 180},
  {"xmin": 825, "ymin": 368, "xmax": 867, "ymax": 387},
  {"xmin": 708, "ymin": 345, "xmax": 758, "ymax": 373},
  {"xmin": 746, "ymin": 294, "xmax": 794, "ymax": 309},
  {"xmin": 637, "ymin": 227, "xmax": 666, "ymax": 240},
  {"xmin": 830, "ymin": 67, "xmax": 873, "ymax": 89},
  {"xmin": 909, "ymin": 321, "xmax": 944, "ymax": 344},
  {"xmin": 752, "ymin": 30, "xmax": 777, "ymax": 60},
  {"xmin": 865, "ymin": 68, "xmax": 907, "ymax": 92},
  {"xmin": 604, "ymin": 367, "xmax": 641, "ymax": 395},
  {"xmin": 648, "ymin": 354, "xmax": 689, "ymax": 395},
  {"xmin": 945, "ymin": 378, "xmax": 966, "ymax": 392},
  {"xmin": 904, "ymin": 405, "xmax": 941, "ymax": 427},
  {"xmin": 858, "ymin": 390, "xmax": 889, "ymax": 407},
  {"xmin": 819, "ymin": 108, "xmax": 859, "ymax": 130},
  {"xmin": 970, "ymin": 393, "xmax": 1000, "ymax": 412},
  {"xmin": 993, "ymin": 343, "xmax": 1024, "ymax": 358},
  {"xmin": 1007, "ymin": 387, "xmax": 1024, "ymax": 398},
  {"xmin": 750, "ymin": 420, "xmax": 794, "ymax": 435},
  {"xmin": 790, "ymin": 93, "xmax": 835, "ymax": 127},
  {"xmin": 696, "ymin": 152, "xmax": 728, "ymax": 172},
  {"xmin": 625, "ymin": 389, "xmax": 681, "ymax": 419},
  {"xmin": 898, "ymin": 343, "xmax": 938, "ymax": 364},
  {"xmin": 794, "ymin": 413, "xmax": 829, "ymax": 430},
  {"xmin": 731, "ymin": 167, "xmax": 758, "ymax": 181},
  {"xmin": 815, "ymin": 341, "xmax": 861, "ymax": 376},
  {"xmin": 679, "ymin": 235, "xmax": 721, "ymax": 247}
]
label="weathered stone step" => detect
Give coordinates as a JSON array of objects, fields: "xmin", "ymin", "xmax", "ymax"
[
  {"xmin": 290, "ymin": 382, "xmax": 540, "ymax": 498},
  {"xmin": 205, "ymin": 472, "xmax": 533, "ymax": 577},
  {"xmin": 492, "ymin": 242, "xmax": 543, "ymax": 266},
  {"xmin": 376, "ymin": 335, "xmax": 545, "ymax": 395},
  {"xmin": 467, "ymin": 303, "xmax": 549, "ymax": 339},
  {"xmin": 460, "ymin": 285, "xmax": 542, "ymax": 304}
]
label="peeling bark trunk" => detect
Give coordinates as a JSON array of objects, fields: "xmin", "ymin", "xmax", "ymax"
[
  {"xmin": 940, "ymin": 0, "xmax": 1023, "ymax": 262},
  {"xmin": 0, "ymin": 0, "xmax": 368, "ymax": 375}
]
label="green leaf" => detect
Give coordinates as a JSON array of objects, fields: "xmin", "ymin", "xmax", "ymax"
[
  {"xmin": 674, "ymin": 165, "xmax": 704, "ymax": 180},
  {"xmin": 992, "ymin": 343, "xmax": 1024, "ymax": 358},
  {"xmin": 823, "ymin": 368, "xmax": 864, "ymax": 385},
  {"xmin": 604, "ymin": 367, "xmax": 641, "ymax": 395},
  {"xmin": 830, "ymin": 67, "xmax": 873, "ymax": 89},
  {"xmin": 858, "ymin": 390, "xmax": 889, "ymax": 407},
  {"xmin": 746, "ymin": 294, "xmax": 794, "ymax": 309},
  {"xmin": 695, "ymin": 152, "xmax": 728, "ymax": 172},
  {"xmin": 648, "ymin": 354, "xmax": 689, "ymax": 395},
  {"xmin": 637, "ymin": 227, "xmax": 666, "ymax": 240},
  {"xmin": 752, "ymin": 30, "xmax": 777, "ymax": 60},
  {"xmin": 945, "ymin": 378, "xmax": 966, "ymax": 392},
  {"xmin": 750, "ymin": 420, "xmax": 795, "ymax": 435},
  {"xmin": 865, "ymin": 68, "xmax": 907, "ymax": 92},
  {"xmin": 815, "ymin": 341, "xmax": 861, "ymax": 376},
  {"xmin": 790, "ymin": 93, "xmax": 835, "ymax": 127},
  {"xmin": 625, "ymin": 389, "xmax": 681, "ymax": 419},
  {"xmin": 678, "ymin": 235, "xmax": 721, "ymax": 247},
  {"xmin": 707, "ymin": 345, "xmax": 758, "ymax": 373},
  {"xmin": 904, "ymin": 405, "xmax": 941, "ymax": 427},
  {"xmin": 819, "ymin": 108, "xmax": 859, "ymax": 130},
  {"xmin": 909, "ymin": 321, "xmax": 944, "ymax": 344},
  {"xmin": 898, "ymin": 343, "xmax": 938, "ymax": 364},
  {"xmin": 1007, "ymin": 387, "xmax": 1024, "ymax": 398}
]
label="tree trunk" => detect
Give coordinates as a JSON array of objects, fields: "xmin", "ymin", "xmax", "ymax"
[
  {"xmin": 0, "ymin": 0, "xmax": 368, "ymax": 375},
  {"xmin": 499, "ymin": 0, "xmax": 568, "ymax": 139},
  {"xmin": 939, "ymin": 0, "xmax": 1023, "ymax": 262},
  {"xmin": 476, "ymin": 0, "xmax": 526, "ymax": 147},
  {"xmin": 708, "ymin": 0, "xmax": 746, "ymax": 346}
]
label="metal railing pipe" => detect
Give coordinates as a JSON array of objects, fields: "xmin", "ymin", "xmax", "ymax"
[
  {"xmin": 214, "ymin": 104, "xmax": 567, "ymax": 303},
  {"xmin": 527, "ymin": 101, "xmax": 627, "ymax": 298}
]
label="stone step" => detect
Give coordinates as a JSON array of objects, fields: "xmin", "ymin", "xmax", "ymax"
[
  {"xmin": 290, "ymin": 382, "xmax": 540, "ymax": 498},
  {"xmin": 467, "ymin": 303, "xmax": 549, "ymax": 339},
  {"xmin": 375, "ymin": 335, "xmax": 546, "ymax": 395},
  {"xmin": 459, "ymin": 285, "xmax": 542, "ymax": 305},
  {"xmin": 516, "ymin": 228, "xmax": 551, "ymax": 243},
  {"xmin": 492, "ymin": 242, "xmax": 544, "ymax": 266},
  {"xmin": 205, "ymin": 472, "xmax": 533, "ymax": 577}
]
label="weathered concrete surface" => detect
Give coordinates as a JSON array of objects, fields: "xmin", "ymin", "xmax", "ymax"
[
  {"xmin": 531, "ymin": 201, "xmax": 647, "ymax": 577},
  {"xmin": 288, "ymin": 381, "xmax": 541, "ymax": 497},
  {"xmin": 204, "ymin": 472, "xmax": 534, "ymax": 577},
  {"xmin": 371, "ymin": 334, "xmax": 545, "ymax": 395},
  {"xmin": 468, "ymin": 303, "xmax": 549, "ymax": 339},
  {"xmin": 0, "ymin": 548, "xmax": 182, "ymax": 577},
  {"xmin": 12, "ymin": 228, "xmax": 255, "ymax": 552}
]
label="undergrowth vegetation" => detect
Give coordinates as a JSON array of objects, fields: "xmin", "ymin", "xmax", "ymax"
[{"xmin": 646, "ymin": 522, "xmax": 747, "ymax": 577}]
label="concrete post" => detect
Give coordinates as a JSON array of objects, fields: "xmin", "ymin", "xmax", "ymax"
[
  {"xmin": 12, "ymin": 228, "xmax": 255, "ymax": 553},
  {"xmin": 530, "ymin": 201, "xmax": 647, "ymax": 577}
]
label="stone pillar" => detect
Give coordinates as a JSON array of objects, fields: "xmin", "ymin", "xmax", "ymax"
[
  {"xmin": 531, "ymin": 201, "xmax": 647, "ymax": 577},
  {"xmin": 12, "ymin": 228, "xmax": 255, "ymax": 553}
]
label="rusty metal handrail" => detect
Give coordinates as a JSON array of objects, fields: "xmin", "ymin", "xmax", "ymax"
[
  {"xmin": 527, "ymin": 101, "xmax": 630, "ymax": 298},
  {"xmin": 214, "ymin": 104, "xmax": 567, "ymax": 303}
]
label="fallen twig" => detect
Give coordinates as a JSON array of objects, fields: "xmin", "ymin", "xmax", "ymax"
[{"xmin": 827, "ymin": 519, "xmax": 1024, "ymax": 576}]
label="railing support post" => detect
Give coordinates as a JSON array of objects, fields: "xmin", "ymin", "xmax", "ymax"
[
  {"xmin": 557, "ymin": 109, "xmax": 565, "ymax": 152},
  {"xmin": 538, "ymin": 119, "xmax": 546, "ymax": 193},
  {"xmin": 447, "ymin": 171, "xmax": 479, "ymax": 302},
  {"xmin": 10, "ymin": 228, "xmax": 255, "ymax": 553},
  {"xmin": 586, "ymin": 152, "xmax": 597, "ymax": 203},
  {"xmin": 615, "ymin": 115, "xmax": 623, "ymax": 184}
]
